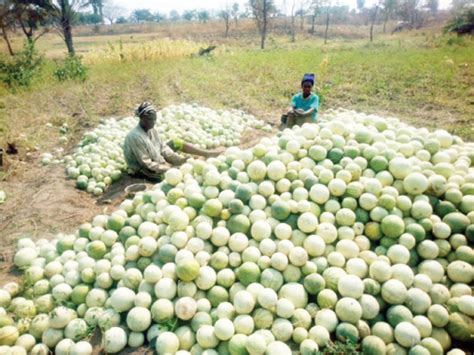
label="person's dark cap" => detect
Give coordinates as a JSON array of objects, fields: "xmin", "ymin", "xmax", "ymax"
[{"xmin": 301, "ymin": 73, "xmax": 315, "ymax": 86}]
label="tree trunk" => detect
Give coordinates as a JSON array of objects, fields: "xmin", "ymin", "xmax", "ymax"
[
  {"xmin": 99, "ymin": 3, "xmax": 104, "ymax": 23},
  {"xmin": 1, "ymin": 25, "xmax": 14, "ymax": 56},
  {"xmin": 369, "ymin": 6, "xmax": 378, "ymax": 42},
  {"xmin": 18, "ymin": 20, "xmax": 34, "ymax": 43},
  {"xmin": 290, "ymin": 1, "xmax": 296, "ymax": 43},
  {"xmin": 64, "ymin": 25, "xmax": 75, "ymax": 55},
  {"xmin": 300, "ymin": 15, "xmax": 304, "ymax": 31},
  {"xmin": 291, "ymin": 15, "xmax": 296, "ymax": 42},
  {"xmin": 383, "ymin": 11, "xmax": 389, "ymax": 33},
  {"xmin": 225, "ymin": 19, "xmax": 229, "ymax": 38},
  {"xmin": 324, "ymin": 9, "xmax": 330, "ymax": 44},
  {"xmin": 310, "ymin": 15, "xmax": 316, "ymax": 34},
  {"xmin": 234, "ymin": 17, "xmax": 238, "ymax": 28},
  {"xmin": 60, "ymin": 0, "xmax": 75, "ymax": 55},
  {"xmin": 261, "ymin": 0, "xmax": 268, "ymax": 49}
]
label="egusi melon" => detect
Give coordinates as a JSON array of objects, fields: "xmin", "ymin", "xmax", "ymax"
[{"xmin": 2, "ymin": 109, "xmax": 474, "ymax": 355}]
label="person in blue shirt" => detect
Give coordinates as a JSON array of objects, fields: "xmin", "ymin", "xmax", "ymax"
[{"xmin": 281, "ymin": 73, "xmax": 320, "ymax": 128}]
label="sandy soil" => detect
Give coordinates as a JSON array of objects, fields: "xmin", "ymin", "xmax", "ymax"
[{"xmin": 0, "ymin": 160, "xmax": 103, "ymax": 271}]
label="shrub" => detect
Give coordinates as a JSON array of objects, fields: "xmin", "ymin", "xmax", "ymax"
[
  {"xmin": 0, "ymin": 41, "xmax": 43, "ymax": 88},
  {"xmin": 444, "ymin": 8, "xmax": 474, "ymax": 36},
  {"xmin": 53, "ymin": 55, "xmax": 88, "ymax": 82}
]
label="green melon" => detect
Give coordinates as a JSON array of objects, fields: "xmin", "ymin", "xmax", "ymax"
[
  {"xmin": 271, "ymin": 201, "xmax": 291, "ymax": 221},
  {"xmin": 443, "ymin": 212, "xmax": 470, "ymax": 234},
  {"xmin": 370, "ymin": 156, "xmax": 388, "ymax": 173},
  {"xmin": 328, "ymin": 148, "xmax": 344, "ymax": 164},
  {"xmin": 235, "ymin": 184, "xmax": 253, "ymax": 203},
  {"xmin": 107, "ymin": 215, "xmax": 125, "ymax": 232},
  {"xmin": 202, "ymin": 199, "xmax": 223, "ymax": 217},
  {"xmin": 176, "ymin": 259, "xmax": 200, "ymax": 282},
  {"xmin": 381, "ymin": 215, "xmax": 405, "ymax": 238},
  {"xmin": 227, "ymin": 214, "xmax": 251, "ymax": 234},
  {"xmin": 188, "ymin": 193, "xmax": 206, "ymax": 209},
  {"xmin": 228, "ymin": 199, "xmax": 245, "ymax": 214},
  {"xmin": 237, "ymin": 262, "xmax": 261, "ymax": 286},
  {"xmin": 405, "ymin": 223, "xmax": 426, "ymax": 242},
  {"xmin": 434, "ymin": 201, "xmax": 457, "ymax": 218},
  {"xmin": 71, "ymin": 284, "xmax": 91, "ymax": 305},
  {"xmin": 344, "ymin": 146, "xmax": 360, "ymax": 159}
]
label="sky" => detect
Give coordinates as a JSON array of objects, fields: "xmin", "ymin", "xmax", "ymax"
[{"xmin": 114, "ymin": 0, "xmax": 453, "ymax": 15}]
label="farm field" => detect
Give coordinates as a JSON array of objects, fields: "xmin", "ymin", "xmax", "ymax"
[{"xmin": 0, "ymin": 16, "xmax": 473, "ymax": 355}]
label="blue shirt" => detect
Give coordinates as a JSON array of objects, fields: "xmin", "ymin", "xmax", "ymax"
[{"xmin": 291, "ymin": 93, "xmax": 320, "ymax": 121}]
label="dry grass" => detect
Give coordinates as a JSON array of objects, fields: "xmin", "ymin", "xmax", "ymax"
[{"xmin": 82, "ymin": 38, "xmax": 205, "ymax": 65}]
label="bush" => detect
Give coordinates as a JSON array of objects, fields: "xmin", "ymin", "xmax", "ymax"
[
  {"xmin": 54, "ymin": 56, "xmax": 88, "ymax": 82},
  {"xmin": 0, "ymin": 41, "xmax": 43, "ymax": 88},
  {"xmin": 444, "ymin": 8, "xmax": 474, "ymax": 35}
]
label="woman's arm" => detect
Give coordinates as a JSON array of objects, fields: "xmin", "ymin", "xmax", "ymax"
[
  {"xmin": 182, "ymin": 143, "xmax": 223, "ymax": 158},
  {"xmin": 162, "ymin": 145, "xmax": 187, "ymax": 166}
]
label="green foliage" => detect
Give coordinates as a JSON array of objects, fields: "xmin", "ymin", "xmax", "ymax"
[
  {"xmin": 0, "ymin": 41, "xmax": 43, "ymax": 88},
  {"xmin": 444, "ymin": 8, "xmax": 474, "ymax": 35},
  {"xmin": 77, "ymin": 12, "xmax": 102, "ymax": 25},
  {"xmin": 318, "ymin": 340, "xmax": 360, "ymax": 354},
  {"xmin": 446, "ymin": 36, "xmax": 466, "ymax": 46},
  {"xmin": 53, "ymin": 56, "xmax": 88, "ymax": 82}
]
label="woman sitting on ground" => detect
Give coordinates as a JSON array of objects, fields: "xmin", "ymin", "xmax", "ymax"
[
  {"xmin": 124, "ymin": 102, "xmax": 221, "ymax": 181},
  {"xmin": 281, "ymin": 73, "xmax": 320, "ymax": 128}
]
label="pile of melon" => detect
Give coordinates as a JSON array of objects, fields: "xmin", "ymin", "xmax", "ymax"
[
  {"xmin": 2, "ymin": 108, "xmax": 473, "ymax": 354},
  {"xmin": 63, "ymin": 103, "xmax": 270, "ymax": 196}
]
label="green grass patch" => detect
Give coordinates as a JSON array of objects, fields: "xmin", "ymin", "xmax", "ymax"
[{"xmin": 0, "ymin": 35, "xmax": 473, "ymax": 156}]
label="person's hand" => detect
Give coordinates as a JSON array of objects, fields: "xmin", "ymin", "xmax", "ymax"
[
  {"xmin": 154, "ymin": 163, "xmax": 172, "ymax": 173},
  {"xmin": 295, "ymin": 109, "xmax": 305, "ymax": 116},
  {"xmin": 178, "ymin": 156, "xmax": 189, "ymax": 165}
]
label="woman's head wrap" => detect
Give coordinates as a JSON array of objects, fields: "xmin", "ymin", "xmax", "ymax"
[
  {"xmin": 301, "ymin": 73, "xmax": 315, "ymax": 86},
  {"xmin": 135, "ymin": 102, "xmax": 156, "ymax": 119}
]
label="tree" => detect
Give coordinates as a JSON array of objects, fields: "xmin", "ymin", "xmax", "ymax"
[
  {"xmin": 321, "ymin": 0, "xmax": 331, "ymax": 44},
  {"xmin": 219, "ymin": 6, "xmax": 231, "ymax": 37},
  {"xmin": 88, "ymin": 0, "xmax": 103, "ymax": 22},
  {"xmin": 115, "ymin": 16, "xmax": 127, "ymax": 24},
  {"xmin": 397, "ymin": 0, "xmax": 422, "ymax": 27},
  {"xmin": 9, "ymin": 0, "xmax": 52, "ymax": 44},
  {"xmin": 0, "ymin": 0, "xmax": 15, "ymax": 55},
  {"xmin": 154, "ymin": 12, "xmax": 166, "ymax": 22},
  {"xmin": 169, "ymin": 10, "xmax": 180, "ymax": 22},
  {"xmin": 231, "ymin": 2, "xmax": 240, "ymax": 27},
  {"xmin": 451, "ymin": 0, "xmax": 473, "ymax": 12},
  {"xmin": 444, "ymin": 7, "xmax": 474, "ymax": 35},
  {"xmin": 53, "ymin": 0, "xmax": 84, "ymax": 55},
  {"xmin": 197, "ymin": 10, "xmax": 210, "ymax": 23},
  {"xmin": 369, "ymin": 3, "xmax": 380, "ymax": 42},
  {"xmin": 183, "ymin": 9, "xmax": 196, "ymax": 21},
  {"xmin": 382, "ymin": 0, "xmax": 397, "ymax": 32},
  {"xmin": 131, "ymin": 9, "xmax": 154, "ymax": 23},
  {"xmin": 77, "ymin": 12, "xmax": 101, "ymax": 24},
  {"xmin": 425, "ymin": 0, "xmax": 438, "ymax": 17},
  {"xmin": 309, "ymin": 0, "xmax": 322, "ymax": 34},
  {"xmin": 290, "ymin": 0, "xmax": 297, "ymax": 42},
  {"xmin": 102, "ymin": 0, "xmax": 125, "ymax": 24},
  {"xmin": 296, "ymin": 0, "xmax": 308, "ymax": 30},
  {"xmin": 249, "ymin": 0, "xmax": 274, "ymax": 49},
  {"xmin": 357, "ymin": 0, "xmax": 365, "ymax": 12}
]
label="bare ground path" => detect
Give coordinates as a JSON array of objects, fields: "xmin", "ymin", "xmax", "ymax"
[{"xmin": 0, "ymin": 160, "xmax": 103, "ymax": 271}]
